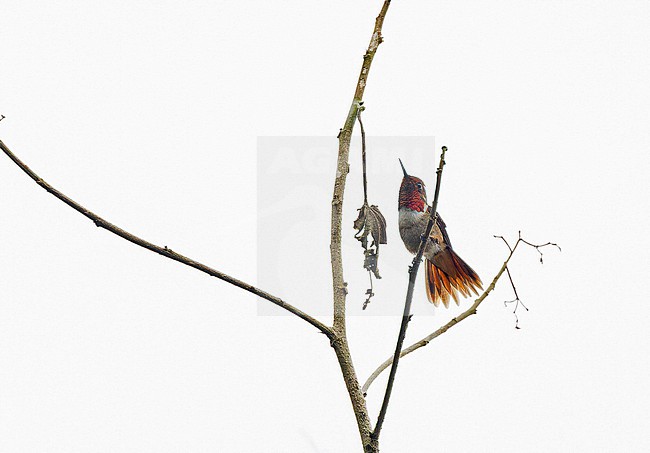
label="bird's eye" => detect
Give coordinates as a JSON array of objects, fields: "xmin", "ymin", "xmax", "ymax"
[{"xmin": 416, "ymin": 183, "xmax": 423, "ymax": 190}]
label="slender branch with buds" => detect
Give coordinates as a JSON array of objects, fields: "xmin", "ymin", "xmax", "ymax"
[{"xmin": 362, "ymin": 234, "xmax": 560, "ymax": 394}]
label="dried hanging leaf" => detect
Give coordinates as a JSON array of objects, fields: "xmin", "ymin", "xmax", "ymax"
[
  {"xmin": 354, "ymin": 203, "xmax": 387, "ymax": 281},
  {"xmin": 353, "ymin": 111, "xmax": 387, "ymax": 309},
  {"xmin": 354, "ymin": 204, "xmax": 387, "ymax": 246},
  {"xmin": 353, "ymin": 205, "xmax": 370, "ymax": 248},
  {"xmin": 367, "ymin": 205, "xmax": 387, "ymax": 245}
]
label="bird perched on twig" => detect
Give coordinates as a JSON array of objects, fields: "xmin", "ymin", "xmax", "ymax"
[{"xmin": 398, "ymin": 159, "xmax": 482, "ymax": 307}]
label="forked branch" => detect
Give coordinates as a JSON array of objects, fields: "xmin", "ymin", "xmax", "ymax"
[
  {"xmin": 332, "ymin": 0, "xmax": 391, "ymax": 331},
  {"xmin": 0, "ymin": 139, "xmax": 333, "ymax": 339},
  {"xmin": 362, "ymin": 234, "xmax": 560, "ymax": 394},
  {"xmin": 328, "ymin": 2, "xmax": 392, "ymax": 452}
]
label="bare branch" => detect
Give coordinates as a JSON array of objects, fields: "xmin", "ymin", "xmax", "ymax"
[
  {"xmin": 329, "ymin": 2, "xmax": 392, "ymax": 451},
  {"xmin": 0, "ymin": 139, "xmax": 333, "ymax": 339},
  {"xmin": 504, "ymin": 266, "xmax": 521, "ymax": 301},
  {"xmin": 362, "ymin": 235, "xmax": 559, "ymax": 394},
  {"xmin": 503, "ymin": 264, "xmax": 528, "ymax": 329},
  {"xmin": 372, "ymin": 146, "xmax": 448, "ymax": 440},
  {"xmin": 332, "ymin": 0, "xmax": 391, "ymax": 331},
  {"xmin": 520, "ymin": 234, "xmax": 561, "ymax": 264},
  {"xmin": 494, "ymin": 234, "xmax": 513, "ymax": 252},
  {"xmin": 495, "ymin": 234, "xmax": 527, "ymax": 327}
]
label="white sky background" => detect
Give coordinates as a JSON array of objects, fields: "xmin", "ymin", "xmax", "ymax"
[{"xmin": 1, "ymin": 1, "xmax": 649, "ymax": 452}]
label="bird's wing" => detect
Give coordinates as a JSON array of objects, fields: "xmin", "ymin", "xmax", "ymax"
[
  {"xmin": 435, "ymin": 214, "xmax": 453, "ymax": 249},
  {"xmin": 425, "ymin": 206, "xmax": 452, "ymax": 249}
]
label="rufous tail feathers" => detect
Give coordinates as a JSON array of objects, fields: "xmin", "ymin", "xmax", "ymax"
[{"xmin": 425, "ymin": 249, "xmax": 483, "ymax": 308}]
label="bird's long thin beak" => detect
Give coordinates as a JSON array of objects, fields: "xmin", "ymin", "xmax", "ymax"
[{"xmin": 399, "ymin": 158, "xmax": 408, "ymax": 177}]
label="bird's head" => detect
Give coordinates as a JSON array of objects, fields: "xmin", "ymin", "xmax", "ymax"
[{"xmin": 398, "ymin": 159, "xmax": 427, "ymax": 212}]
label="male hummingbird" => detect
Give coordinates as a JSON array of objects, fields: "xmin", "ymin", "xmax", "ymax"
[{"xmin": 398, "ymin": 159, "xmax": 483, "ymax": 307}]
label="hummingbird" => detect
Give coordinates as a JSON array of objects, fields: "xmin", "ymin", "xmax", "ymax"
[{"xmin": 398, "ymin": 159, "xmax": 483, "ymax": 307}]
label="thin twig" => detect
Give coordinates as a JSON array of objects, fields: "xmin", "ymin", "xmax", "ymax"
[
  {"xmin": 503, "ymin": 265, "xmax": 528, "ymax": 329},
  {"xmin": 372, "ymin": 146, "xmax": 448, "ymax": 440},
  {"xmin": 517, "ymin": 230, "xmax": 562, "ymax": 264},
  {"xmin": 361, "ymin": 235, "xmax": 559, "ymax": 393},
  {"xmin": 358, "ymin": 109, "xmax": 369, "ymax": 205},
  {"xmin": 503, "ymin": 266, "xmax": 520, "ymax": 301},
  {"xmin": 495, "ymin": 234, "xmax": 513, "ymax": 252},
  {"xmin": 0, "ymin": 139, "xmax": 334, "ymax": 339},
  {"xmin": 494, "ymin": 235, "xmax": 527, "ymax": 327}
]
